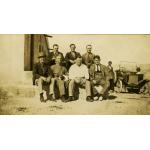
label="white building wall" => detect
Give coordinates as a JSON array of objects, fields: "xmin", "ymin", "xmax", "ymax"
[{"xmin": 0, "ymin": 34, "xmax": 31, "ymax": 85}]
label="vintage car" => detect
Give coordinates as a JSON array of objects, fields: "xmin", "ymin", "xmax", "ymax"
[{"xmin": 115, "ymin": 61, "xmax": 149, "ymax": 93}]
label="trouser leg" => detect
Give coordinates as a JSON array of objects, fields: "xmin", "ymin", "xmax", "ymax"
[
  {"xmin": 69, "ymin": 79, "xmax": 75, "ymax": 96},
  {"xmin": 50, "ymin": 78, "xmax": 56, "ymax": 95},
  {"xmin": 85, "ymin": 80, "xmax": 92, "ymax": 97},
  {"xmin": 57, "ymin": 79, "xmax": 66, "ymax": 96},
  {"xmin": 38, "ymin": 77, "xmax": 44, "ymax": 94},
  {"xmin": 99, "ymin": 80, "xmax": 110, "ymax": 95},
  {"xmin": 91, "ymin": 82, "xmax": 99, "ymax": 96},
  {"xmin": 109, "ymin": 79, "xmax": 114, "ymax": 91}
]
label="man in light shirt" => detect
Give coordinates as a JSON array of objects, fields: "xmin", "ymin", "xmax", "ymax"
[{"xmin": 68, "ymin": 56, "xmax": 93, "ymax": 102}]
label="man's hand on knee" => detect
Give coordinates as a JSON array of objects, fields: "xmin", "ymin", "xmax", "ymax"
[
  {"xmin": 46, "ymin": 76, "xmax": 51, "ymax": 83},
  {"xmin": 40, "ymin": 76, "xmax": 47, "ymax": 81},
  {"xmin": 92, "ymin": 80, "xmax": 97, "ymax": 84},
  {"xmin": 35, "ymin": 79, "xmax": 39, "ymax": 86},
  {"xmin": 74, "ymin": 77, "xmax": 81, "ymax": 84}
]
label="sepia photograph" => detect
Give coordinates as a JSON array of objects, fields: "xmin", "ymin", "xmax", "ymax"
[
  {"xmin": 0, "ymin": 34, "xmax": 150, "ymax": 115},
  {"xmin": 1, "ymin": 1, "xmax": 150, "ymax": 150}
]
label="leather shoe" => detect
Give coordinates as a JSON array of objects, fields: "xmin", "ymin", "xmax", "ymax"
[
  {"xmin": 86, "ymin": 96, "xmax": 94, "ymax": 102},
  {"xmin": 49, "ymin": 94, "xmax": 56, "ymax": 102},
  {"xmin": 60, "ymin": 95, "xmax": 66, "ymax": 102},
  {"xmin": 67, "ymin": 96, "xmax": 74, "ymax": 102},
  {"xmin": 40, "ymin": 93, "xmax": 45, "ymax": 102}
]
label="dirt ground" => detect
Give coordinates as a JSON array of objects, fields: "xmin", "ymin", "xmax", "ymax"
[{"xmin": 1, "ymin": 89, "xmax": 150, "ymax": 115}]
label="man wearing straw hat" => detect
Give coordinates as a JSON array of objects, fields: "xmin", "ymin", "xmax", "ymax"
[{"xmin": 33, "ymin": 51, "xmax": 52, "ymax": 102}]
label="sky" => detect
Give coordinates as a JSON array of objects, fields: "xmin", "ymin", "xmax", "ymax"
[{"xmin": 48, "ymin": 34, "xmax": 150, "ymax": 65}]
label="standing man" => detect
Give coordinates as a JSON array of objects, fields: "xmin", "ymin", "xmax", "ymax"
[
  {"xmin": 65, "ymin": 44, "xmax": 81, "ymax": 70},
  {"xmin": 107, "ymin": 61, "xmax": 115, "ymax": 92},
  {"xmin": 50, "ymin": 55, "xmax": 68, "ymax": 102},
  {"xmin": 89, "ymin": 55, "xmax": 110, "ymax": 101},
  {"xmin": 33, "ymin": 52, "xmax": 52, "ymax": 102},
  {"xmin": 68, "ymin": 56, "xmax": 93, "ymax": 102},
  {"xmin": 47, "ymin": 44, "xmax": 64, "ymax": 66},
  {"xmin": 82, "ymin": 45, "xmax": 95, "ymax": 68}
]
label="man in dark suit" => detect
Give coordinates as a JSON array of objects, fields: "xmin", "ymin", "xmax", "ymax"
[
  {"xmin": 47, "ymin": 44, "xmax": 64, "ymax": 66},
  {"xmin": 50, "ymin": 55, "xmax": 68, "ymax": 102},
  {"xmin": 82, "ymin": 45, "xmax": 95, "ymax": 68},
  {"xmin": 33, "ymin": 52, "xmax": 52, "ymax": 102},
  {"xmin": 65, "ymin": 44, "xmax": 81, "ymax": 70},
  {"xmin": 89, "ymin": 55, "xmax": 110, "ymax": 101}
]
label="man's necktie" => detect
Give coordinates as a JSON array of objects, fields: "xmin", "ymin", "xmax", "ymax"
[
  {"xmin": 97, "ymin": 65, "xmax": 99, "ymax": 72},
  {"xmin": 87, "ymin": 54, "xmax": 90, "ymax": 63}
]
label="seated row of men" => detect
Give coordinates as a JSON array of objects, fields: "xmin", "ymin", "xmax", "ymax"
[{"xmin": 33, "ymin": 44, "xmax": 115, "ymax": 102}]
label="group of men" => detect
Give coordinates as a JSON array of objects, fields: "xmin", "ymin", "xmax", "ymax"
[{"xmin": 33, "ymin": 44, "xmax": 115, "ymax": 103}]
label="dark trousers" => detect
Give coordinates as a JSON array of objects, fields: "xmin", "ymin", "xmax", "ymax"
[
  {"xmin": 91, "ymin": 79, "xmax": 110, "ymax": 97},
  {"xmin": 92, "ymin": 72, "xmax": 110, "ymax": 96},
  {"xmin": 109, "ymin": 79, "xmax": 114, "ymax": 91}
]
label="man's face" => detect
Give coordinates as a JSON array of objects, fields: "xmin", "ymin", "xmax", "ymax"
[
  {"xmin": 108, "ymin": 62, "xmax": 112, "ymax": 66},
  {"xmin": 86, "ymin": 45, "xmax": 92, "ymax": 53},
  {"xmin": 120, "ymin": 67, "xmax": 124, "ymax": 72},
  {"xmin": 53, "ymin": 45, "xmax": 59, "ymax": 52},
  {"xmin": 39, "ymin": 57, "xmax": 45, "ymax": 63},
  {"xmin": 55, "ymin": 55, "xmax": 62, "ymax": 64},
  {"xmin": 76, "ymin": 58, "xmax": 82, "ymax": 66},
  {"xmin": 70, "ymin": 45, "xmax": 76, "ymax": 52},
  {"xmin": 94, "ymin": 58, "xmax": 100, "ymax": 65}
]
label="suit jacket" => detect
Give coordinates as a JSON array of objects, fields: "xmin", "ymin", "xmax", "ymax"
[
  {"xmin": 82, "ymin": 52, "xmax": 95, "ymax": 68},
  {"xmin": 32, "ymin": 62, "xmax": 51, "ymax": 85},
  {"xmin": 65, "ymin": 51, "xmax": 81, "ymax": 70},
  {"xmin": 47, "ymin": 51, "xmax": 64, "ymax": 66},
  {"xmin": 89, "ymin": 64, "xmax": 109, "ymax": 81}
]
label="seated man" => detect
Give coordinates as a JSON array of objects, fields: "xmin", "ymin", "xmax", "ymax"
[
  {"xmin": 68, "ymin": 56, "xmax": 93, "ymax": 102},
  {"xmin": 33, "ymin": 52, "xmax": 52, "ymax": 102},
  {"xmin": 65, "ymin": 44, "xmax": 81, "ymax": 70},
  {"xmin": 89, "ymin": 55, "xmax": 110, "ymax": 101},
  {"xmin": 50, "ymin": 55, "xmax": 68, "ymax": 102}
]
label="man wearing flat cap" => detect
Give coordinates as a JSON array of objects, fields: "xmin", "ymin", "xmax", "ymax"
[{"xmin": 33, "ymin": 51, "xmax": 52, "ymax": 102}]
